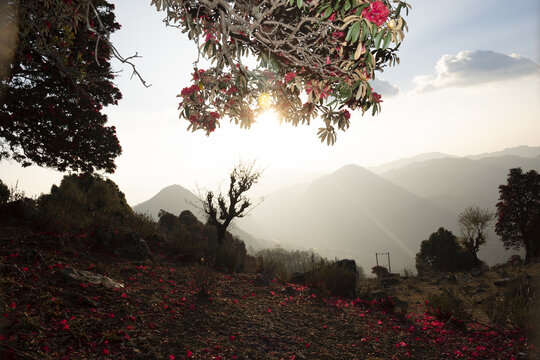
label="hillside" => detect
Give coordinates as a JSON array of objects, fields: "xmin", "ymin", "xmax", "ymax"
[
  {"xmin": 240, "ymin": 165, "xmax": 457, "ymax": 272},
  {"xmin": 1, "ymin": 222, "xmax": 536, "ymax": 360}
]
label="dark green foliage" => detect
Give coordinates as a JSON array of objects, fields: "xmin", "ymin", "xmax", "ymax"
[
  {"xmin": 1, "ymin": 0, "xmax": 122, "ymax": 173},
  {"xmin": 0, "ymin": 179, "xmax": 9, "ymax": 204},
  {"xmin": 496, "ymin": 168, "xmax": 540, "ymax": 263},
  {"xmin": 37, "ymin": 174, "xmax": 133, "ymax": 232},
  {"xmin": 416, "ymin": 227, "xmax": 475, "ymax": 273},
  {"xmin": 158, "ymin": 209, "xmax": 247, "ymax": 273}
]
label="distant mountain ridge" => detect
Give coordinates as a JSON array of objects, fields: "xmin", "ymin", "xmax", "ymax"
[
  {"xmin": 134, "ymin": 146, "xmax": 537, "ymax": 272},
  {"xmin": 466, "ymin": 145, "xmax": 540, "ymax": 160}
]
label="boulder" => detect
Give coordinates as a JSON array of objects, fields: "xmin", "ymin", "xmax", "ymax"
[
  {"xmin": 493, "ymin": 277, "xmax": 517, "ymax": 287},
  {"xmin": 116, "ymin": 231, "xmax": 153, "ymax": 260},
  {"xmin": 60, "ymin": 267, "xmax": 124, "ymax": 288}
]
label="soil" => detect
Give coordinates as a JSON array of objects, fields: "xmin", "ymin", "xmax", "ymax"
[{"xmin": 1, "ymin": 222, "xmax": 538, "ymax": 360}]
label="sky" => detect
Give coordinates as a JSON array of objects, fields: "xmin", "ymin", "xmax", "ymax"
[{"xmin": 1, "ymin": 0, "xmax": 539, "ymax": 205}]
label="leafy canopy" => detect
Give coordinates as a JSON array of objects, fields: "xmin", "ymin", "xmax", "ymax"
[
  {"xmin": 415, "ymin": 227, "xmax": 474, "ymax": 273},
  {"xmin": 152, "ymin": 0, "xmax": 410, "ymax": 144},
  {"xmin": 0, "ymin": 0, "xmax": 123, "ymax": 173},
  {"xmin": 495, "ymin": 168, "xmax": 540, "ymax": 263}
]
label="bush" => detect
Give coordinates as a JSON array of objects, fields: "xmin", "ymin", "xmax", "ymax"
[
  {"xmin": 159, "ymin": 210, "xmax": 247, "ymax": 273},
  {"xmin": 371, "ymin": 265, "xmax": 389, "ymax": 278},
  {"xmin": 0, "ymin": 179, "xmax": 9, "ymax": 204},
  {"xmin": 416, "ymin": 227, "xmax": 475, "ymax": 273},
  {"xmin": 427, "ymin": 288, "xmax": 471, "ymax": 325},
  {"xmin": 37, "ymin": 174, "xmax": 133, "ymax": 232},
  {"xmin": 481, "ymin": 278, "xmax": 537, "ymax": 333}
]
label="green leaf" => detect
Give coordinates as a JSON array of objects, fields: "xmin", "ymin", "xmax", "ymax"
[
  {"xmin": 382, "ymin": 31, "xmax": 392, "ymax": 50},
  {"xmin": 374, "ymin": 30, "xmax": 384, "ymax": 48},
  {"xmin": 350, "ymin": 22, "xmax": 361, "ymax": 43},
  {"xmin": 361, "ymin": 21, "xmax": 369, "ymax": 42},
  {"xmin": 344, "ymin": 0, "xmax": 351, "ymax": 11},
  {"xmin": 323, "ymin": 7, "xmax": 333, "ymax": 19},
  {"xmin": 297, "ymin": 0, "xmax": 303, "ymax": 9}
]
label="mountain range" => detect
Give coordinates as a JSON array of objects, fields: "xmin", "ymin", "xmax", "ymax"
[{"xmin": 133, "ymin": 146, "xmax": 539, "ymax": 272}]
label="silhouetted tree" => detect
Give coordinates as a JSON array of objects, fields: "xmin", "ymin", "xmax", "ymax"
[
  {"xmin": 202, "ymin": 162, "xmax": 261, "ymax": 244},
  {"xmin": 416, "ymin": 227, "xmax": 475, "ymax": 273},
  {"xmin": 1, "ymin": 0, "xmax": 124, "ymax": 173},
  {"xmin": 458, "ymin": 206, "xmax": 494, "ymax": 266},
  {"xmin": 496, "ymin": 168, "xmax": 540, "ymax": 263}
]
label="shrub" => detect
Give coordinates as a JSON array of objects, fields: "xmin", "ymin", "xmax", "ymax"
[
  {"xmin": 427, "ymin": 288, "xmax": 471, "ymax": 325},
  {"xmin": 416, "ymin": 227, "xmax": 475, "ymax": 273},
  {"xmin": 481, "ymin": 278, "xmax": 537, "ymax": 334},
  {"xmin": 0, "ymin": 179, "xmax": 9, "ymax": 204},
  {"xmin": 371, "ymin": 265, "xmax": 389, "ymax": 278},
  {"xmin": 37, "ymin": 174, "xmax": 133, "ymax": 232},
  {"xmin": 159, "ymin": 210, "xmax": 247, "ymax": 273}
]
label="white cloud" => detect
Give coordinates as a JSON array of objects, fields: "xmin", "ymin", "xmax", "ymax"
[
  {"xmin": 370, "ymin": 78, "xmax": 400, "ymax": 97},
  {"xmin": 413, "ymin": 50, "xmax": 540, "ymax": 92}
]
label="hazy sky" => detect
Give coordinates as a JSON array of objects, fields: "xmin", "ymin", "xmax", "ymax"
[{"xmin": 1, "ymin": 0, "xmax": 539, "ymax": 205}]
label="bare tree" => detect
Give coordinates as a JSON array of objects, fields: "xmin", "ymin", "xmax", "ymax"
[
  {"xmin": 458, "ymin": 206, "xmax": 494, "ymax": 266},
  {"xmin": 203, "ymin": 162, "xmax": 262, "ymax": 244}
]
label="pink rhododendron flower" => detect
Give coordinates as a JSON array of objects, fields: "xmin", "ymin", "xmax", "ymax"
[
  {"xmin": 284, "ymin": 72, "xmax": 297, "ymax": 83},
  {"xmin": 361, "ymin": 1, "xmax": 390, "ymax": 27}
]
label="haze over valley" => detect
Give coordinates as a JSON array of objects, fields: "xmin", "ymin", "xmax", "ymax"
[{"xmin": 134, "ymin": 146, "xmax": 539, "ymax": 273}]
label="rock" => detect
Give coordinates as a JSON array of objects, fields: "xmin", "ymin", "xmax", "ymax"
[
  {"xmin": 98, "ymin": 230, "xmax": 153, "ymax": 260},
  {"xmin": 60, "ymin": 267, "xmax": 124, "ymax": 288},
  {"xmin": 381, "ymin": 277, "xmax": 399, "ymax": 287},
  {"xmin": 116, "ymin": 231, "xmax": 153, "ymax": 260},
  {"xmin": 493, "ymin": 277, "xmax": 517, "ymax": 287}
]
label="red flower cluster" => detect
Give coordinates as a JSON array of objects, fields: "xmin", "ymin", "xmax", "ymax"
[
  {"xmin": 284, "ymin": 72, "xmax": 297, "ymax": 83},
  {"xmin": 361, "ymin": 1, "xmax": 390, "ymax": 26},
  {"xmin": 180, "ymin": 85, "xmax": 199, "ymax": 97},
  {"xmin": 340, "ymin": 109, "xmax": 351, "ymax": 120},
  {"xmin": 372, "ymin": 91, "xmax": 382, "ymax": 103}
]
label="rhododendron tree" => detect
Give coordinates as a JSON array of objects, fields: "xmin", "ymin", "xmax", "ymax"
[
  {"xmin": 0, "ymin": 0, "xmax": 142, "ymax": 173},
  {"xmin": 153, "ymin": 0, "xmax": 410, "ymax": 144}
]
